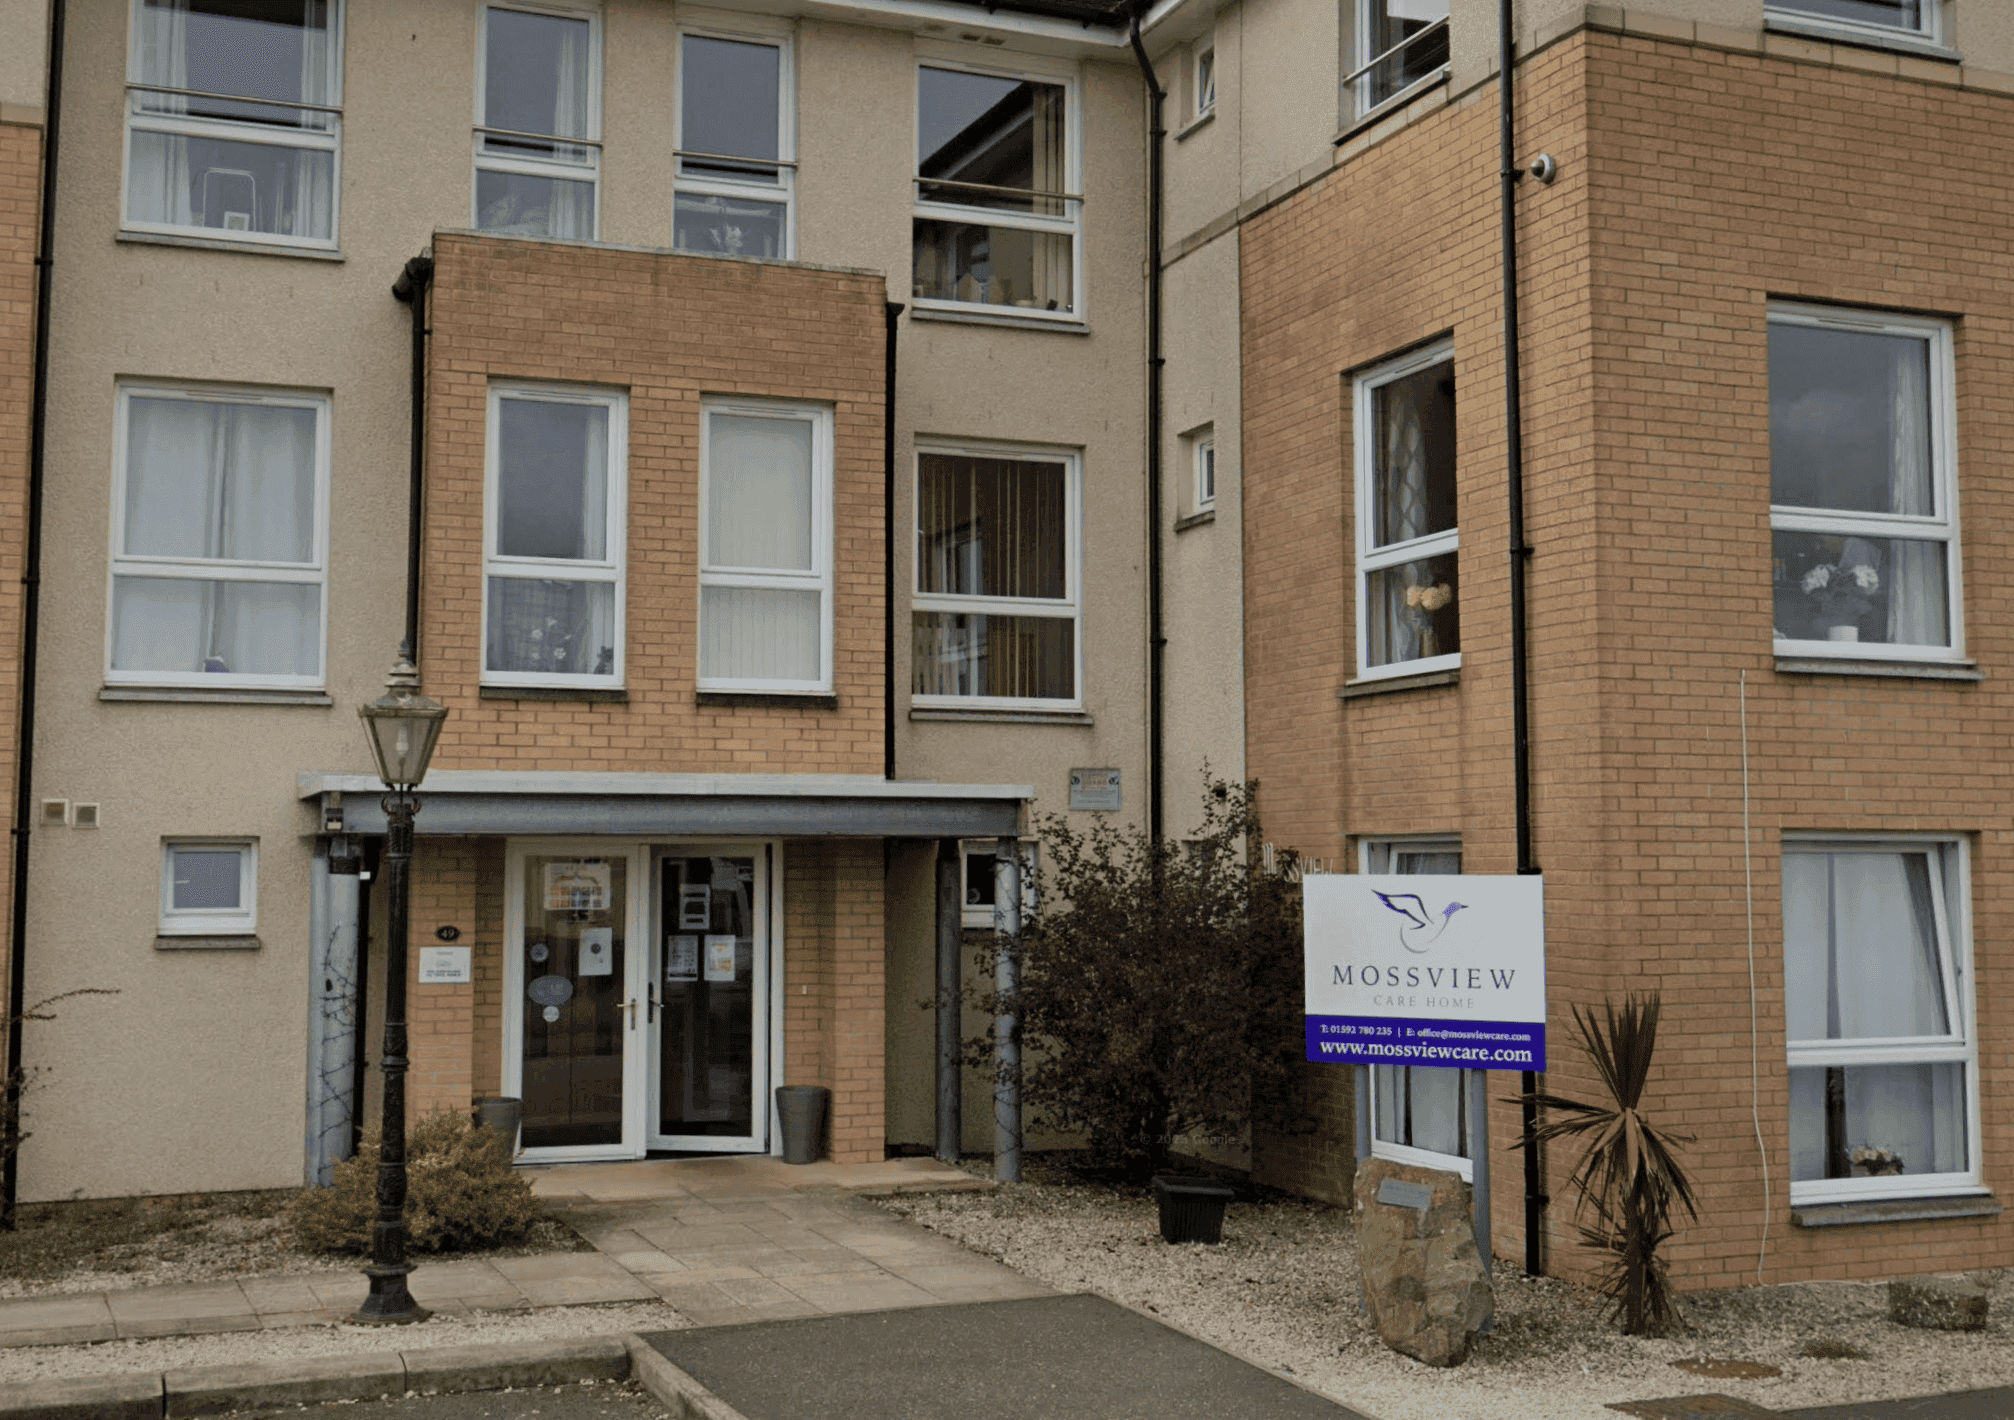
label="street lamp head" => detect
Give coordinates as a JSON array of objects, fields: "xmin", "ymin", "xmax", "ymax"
[{"xmin": 358, "ymin": 656, "xmax": 449, "ymax": 789}]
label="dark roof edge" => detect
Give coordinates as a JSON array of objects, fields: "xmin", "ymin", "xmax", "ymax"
[{"xmin": 931, "ymin": 0, "xmax": 1133, "ymax": 31}]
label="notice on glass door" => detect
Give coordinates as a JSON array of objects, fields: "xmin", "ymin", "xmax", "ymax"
[
  {"xmin": 666, "ymin": 934, "xmax": 699, "ymax": 981},
  {"xmin": 704, "ymin": 934, "xmax": 737, "ymax": 982},
  {"xmin": 578, "ymin": 927, "xmax": 614, "ymax": 976}
]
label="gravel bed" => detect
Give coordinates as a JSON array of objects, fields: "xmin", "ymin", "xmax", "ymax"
[{"xmin": 877, "ymin": 1178, "xmax": 2014, "ymax": 1420}]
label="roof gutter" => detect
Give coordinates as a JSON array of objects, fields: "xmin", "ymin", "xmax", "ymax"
[{"xmin": 3, "ymin": 0, "xmax": 64, "ymax": 1231}]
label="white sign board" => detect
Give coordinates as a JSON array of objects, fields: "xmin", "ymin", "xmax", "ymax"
[
  {"xmin": 417, "ymin": 946, "xmax": 471, "ymax": 985},
  {"xmin": 1303, "ymin": 874, "xmax": 1546, "ymax": 1070}
]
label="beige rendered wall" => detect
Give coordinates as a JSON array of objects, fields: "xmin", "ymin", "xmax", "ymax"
[
  {"xmin": 23, "ymin": 0, "xmax": 1153, "ymax": 1198},
  {"xmin": 0, "ymin": 0, "xmax": 49, "ymax": 112}
]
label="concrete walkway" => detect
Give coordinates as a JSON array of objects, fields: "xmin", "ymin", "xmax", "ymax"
[{"xmin": 0, "ymin": 1155, "xmax": 1043, "ymax": 1348}]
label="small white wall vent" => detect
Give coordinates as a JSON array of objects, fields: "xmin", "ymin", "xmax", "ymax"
[
  {"xmin": 39, "ymin": 799, "xmax": 68, "ymax": 827},
  {"xmin": 73, "ymin": 803, "xmax": 101, "ymax": 829}
]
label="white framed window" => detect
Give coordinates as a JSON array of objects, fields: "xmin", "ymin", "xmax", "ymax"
[
  {"xmin": 483, "ymin": 384, "xmax": 627, "ymax": 687},
  {"xmin": 160, "ymin": 839, "xmax": 257, "ymax": 936},
  {"xmin": 1770, "ymin": 305, "xmax": 1960, "ymax": 661},
  {"xmin": 698, "ymin": 399, "xmax": 834, "ymax": 693},
  {"xmin": 1783, "ymin": 838, "xmax": 1980, "ymax": 1204},
  {"xmin": 1355, "ymin": 340, "xmax": 1457, "ymax": 679},
  {"xmin": 1193, "ymin": 430, "xmax": 1217, "ymax": 511},
  {"xmin": 961, "ymin": 839, "xmax": 1038, "ymax": 929},
  {"xmin": 1194, "ymin": 43, "xmax": 1216, "ymax": 118},
  {"xmin": 1359, "ymin": 836, "xmax": 1469, "ymax": 1178},
  {"xmin": 1766, "ymin": 1, "xmax": 1941, "ymax": 46},
  {"xmin": 123, "ymin": 0, "xmax": 343, "ymax": 249},
  {"xmin": 675, "ymin": 25, "xmax": 794, "ymax": 261},
  {"xmin": 109, "ymin": 384, "xmax": 329, "ymax": 689},
  {"xmin": 1345, "ymin": 0, "xmax": 1449, "ymax": 122},
  {"xmin": 474, "ymin": 2, "xmax": 602, "ymax": 241},
  {"xmin": 913, "ymin": 445, "xmax": 1082, "ymax": 708},
  {"xmin": 913, "ymin": 56, "xmax": 1082, "ymax": 321}
]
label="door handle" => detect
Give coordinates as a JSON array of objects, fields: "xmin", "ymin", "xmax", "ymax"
[
  {"xmin": 647, "ymin": 985, "xmax": 658, "ymax": 1024},
  {"xmin": 627, "ymin": 997, "xmax": 637, "ymax": 1030}
]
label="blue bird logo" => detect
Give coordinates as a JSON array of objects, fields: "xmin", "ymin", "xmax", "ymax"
[{"xmin": 1372, "ymin": 891, "xmax": 1468, "ymax": 954}]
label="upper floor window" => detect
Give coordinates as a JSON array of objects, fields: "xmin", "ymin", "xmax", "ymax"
[
  {"xmin": 913, "ymin": 62, "xmax": 1081, "ymax": 321},
  {"xmin": 913, "ymin": 446, "xmax": 1081, "ymax": 707},
  {"xmin": 1355, "ymin": 341, "xmax": 1457, "ymax": 678},
  {"xmin": 1194, "ymin": 43, "xmax": 1216, "ymax": 118},
  {"xmin": 1767, "ymin": 1, "xmax": 1940, "ymax": 44},
  {"xmin": 125, "ymin": 0, "xmax": 342, "ymax": 249},
  {"xmin": 698, "ymin": 401, "xmax": 833, "ymax": 693},
  {"xmin": 1346, "ymin": 0, "xmax": 1449, "ymax": 121},
  {"xmin": 475, "ymin": 3, "xmax": 601, "ymax": 242},
  {"xmin": 1194, "ymin": 432, "xmax": 1217, "ymax": 511},
  {"xmin": 110, "ymin": 384, "xmax": 328, "ymax": 689},
  {"xmin": 484, "ymin": 384, "xmax": 626, "ymax": 687},
  {"xmin": 1769, "ymin": 306, "xmax": 1960, "ymax": 660},
  {"xmin": 1783, "ymin": 840, "xmax": 1978, "ymax": 1204},
  {"xmin": 675, "ymin": 30, "xmax": 793, "ymax": 261}
]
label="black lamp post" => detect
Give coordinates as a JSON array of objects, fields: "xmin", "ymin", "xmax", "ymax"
[{"xmin": 351, "ymin": 654, "xmax": 448, "ymax": 1326}]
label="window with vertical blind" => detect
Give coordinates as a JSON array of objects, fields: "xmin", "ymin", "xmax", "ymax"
[
  {"xmin": 123, "ymin": 0, "xmax": 342, "ymax": 249},
  {"xmin": 913, "ymin": 60, "xmax": 1081, "ymax": 320},
  {"xmin": 1782, "ymin": 840, "xmax": 1980, "ymax": 1203},
  {"xmin": 698, "ymin": 401, "xmax": 833, "ymax": 692},
  {"xmin": 912, "ymin": 447, "xmax": 1080, "ymax": 707},
  {"xmin": 483, "ymin": 384, "xmax": 626, "ymax": 687},
  {"xmin": 474, "ymin": 3, "xmax": 601, "ymax": 241},
  {"xmin": 1361, "ymin": 837, "xmax": 1470, "ymax": 1178},
  {"xmin": 109, "ymin": 384, "xmax": 329, "ymax": 688},
  {"xmin": 675, "ymin": 29, "xmax": 793, "ymax": 261}
]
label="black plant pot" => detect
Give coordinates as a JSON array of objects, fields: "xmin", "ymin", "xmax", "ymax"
[{"xmin": 1152, "ymin": 1174, "xmax": 1235, "ymax": 1244}]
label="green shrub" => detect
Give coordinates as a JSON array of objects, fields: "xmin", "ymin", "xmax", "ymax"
[{"xmin": 289, "ymin": 1110, "xmax": 543, "ymax": 1254}]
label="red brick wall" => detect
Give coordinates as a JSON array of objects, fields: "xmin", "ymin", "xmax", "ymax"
[
  {"xmin": 1242, "ymin": 28, "xmax": 2014, "ymax": 1286},
  {"xmin": 421, "ymin": 234, "xmax": 886, "ymax": 775},
  {"xmin": 0, "ymin": 117, "xmax": 40, "ymax": 1103}
]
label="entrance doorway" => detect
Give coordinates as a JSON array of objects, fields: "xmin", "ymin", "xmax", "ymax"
[{"xmin": 502, "ymin": 840, "xmax": 774, "ymax": 1162}]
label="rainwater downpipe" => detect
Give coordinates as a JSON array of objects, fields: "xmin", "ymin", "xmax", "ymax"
[
  {"xmin": 3, "ymin": 0, "xmax": 65, "ymax": 1230},
  {"xmin": 1499, "ymin": 0, "xmax": 1545, "ymax": 1278},
  {"xmin": 884, "ymin": 302, "xmax": 903, "ymax": 781},
  {"xmin": 1128, "ymin": 7, "xmax": 1167, "ymax": 845},
  {"xmin": 391, "ymin": 256, "xmax": 434, "ymax": 663}
]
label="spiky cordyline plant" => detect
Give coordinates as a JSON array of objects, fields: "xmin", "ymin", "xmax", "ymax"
[{"xmin": 1518, "ymin": 993, "xmax": 1698, "ymax": 1335}]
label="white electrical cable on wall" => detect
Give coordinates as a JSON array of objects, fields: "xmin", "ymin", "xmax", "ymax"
[{"xmin": 1740, "ymin": 670, "xmax": 1770, "ymax": 1282}]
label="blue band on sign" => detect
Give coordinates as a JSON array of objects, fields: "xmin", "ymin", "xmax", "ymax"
[{"xmin": 1304, "ymin": 1013, "xmax": 1545, "ymax": 1070}]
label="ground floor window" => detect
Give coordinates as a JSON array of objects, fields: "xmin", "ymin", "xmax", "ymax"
[
  {"xmin": 1359, "ymin": 836, "xmax": 1469, "ymax": 1177},
  {"xmin": 1783, "ymin": 838, "xmax": 1979, "ymax": 1203}
]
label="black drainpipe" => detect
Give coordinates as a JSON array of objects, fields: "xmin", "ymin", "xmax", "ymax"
[
  {"xmin": 391, "ymin": 256, "xmax": 434, "ymax": 664},
  {"xmin": 1499, "ymin": 0, "xmax": 1544, "ymax": 1278},
  {"xmin": 1128, "ymin": 8, "xmax": 1166, "ymax": 844},
  {"xmin": 884, "ymin": 302, "xmax": 903, "ymax": 780},
  {"xmin": 3, "ymin": 0, "xmax": 65, "ymax": 1231}
]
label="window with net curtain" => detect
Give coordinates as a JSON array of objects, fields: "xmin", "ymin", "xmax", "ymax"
[
  {"xmin": 125, "ymin": 0, "xmax": 341, "ymax": 246},
  {"xmin": 913, "ymin": 451, "xmax": 1077, "ymax": 704},
  {"xmin": 913, "ymin": 65, "xmax": 1077, "ymax": 316},
  {"xmin": 1357, "ymin": 343, "xmax": 1457, "ymax": 676},
  {"xmin": 1769, "ymin": 309, "xmax": 1958, "ymax": 657},
  {"xmin": 699, "ymin": 404, "xmax": 831, "ymax": 691},
  {"xmin": 1782, "ymin": 843, "xmax": 1976, "ymax": 1200},
  {"xmin": 674, "ymin": 33, "xmax": 791, "ymax": 261},
  {"xmin": 1364, "ymin": 839, "xmax": 1471, "ymax": 1175},
  {"xmin": 110, "ymin": 387, "xmax": 325, "ymax": 687},
  {"xmin": 484, "ymin": 388, "xmax": 624, "ymax": 685},
  {"xmin": 475, "ymin": 4, "xmax": 599, "ymax": 241}
]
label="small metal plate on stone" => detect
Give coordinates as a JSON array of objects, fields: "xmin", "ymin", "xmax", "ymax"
[
  {"xmin": 1376, "ymin": 1178, "xmax": 1434, "ymax": 1212},
  {"xmin": 1607, "ymin": 1397, "xmax": 1782, "ymax": 1419}
]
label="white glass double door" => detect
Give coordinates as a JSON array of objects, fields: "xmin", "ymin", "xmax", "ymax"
[{"xmin": 502, "ymin": 840, "xmax": 774, "ymax": 1162}]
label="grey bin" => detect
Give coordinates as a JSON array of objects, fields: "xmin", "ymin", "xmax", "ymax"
[
  {"xmin": 775, "ymin": 1085, "xmax": 830, "ymax": 1165},
  {"xmin": 472, "ymin": 1096, "xmax": 522, "ymax": 1156}
]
